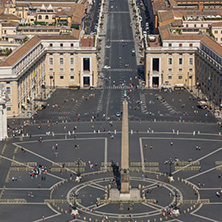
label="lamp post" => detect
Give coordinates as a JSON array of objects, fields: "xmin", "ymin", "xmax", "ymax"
[
  {"xmin": 74, "ymin": 158, "xmax": 83, "ymax": 177},
  {"xmin": 148, "ymin": 71, "xmax": 150, "ymax": 88},
  {"xmin": 53, "ymin": 72, "xmax": 55, "ymax": 89},
  {"xmin": 189, "ymin": 75, "xmax": 193, "ymax": 92},
  {"xmin": 161, "ymin": 71, "xmax": 163, "ymax": 86},
  {"xmin": 164, "ymin": 158, "xmax": 174, "ymax": 181},
  {"xmin": 187, "ymin": 72, "xmax": 189, "ymax": 89}
]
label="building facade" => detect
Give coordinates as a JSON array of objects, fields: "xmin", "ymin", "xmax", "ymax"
[{"xmin": 0, "ymin": 35, "xmax": 98, "ymax": 117}]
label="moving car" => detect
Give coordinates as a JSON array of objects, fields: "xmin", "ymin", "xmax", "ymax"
[
  {"xmin": 103, "ymin": 65, "xmax": 111, "ymax": 69},
  {"xmin": 116, "ymin": 112, "xmax": 121, "ymax": 117}
]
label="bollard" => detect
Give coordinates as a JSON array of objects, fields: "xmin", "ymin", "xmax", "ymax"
[
  {"xmin": 177, "ymin": 177, "xmax": 180, "ymax": 181},
  {"xmin": 147, "ymin": 130, "xmax": 150, "ymax": 133},
  {"xmin": 193, "ymin": 131, "xmax": 196, "ymax": 135},
  {"xmin": 219, "ymin": 132, "xmax": 221, "ymax": 136},
  {"xmin": 151, "ymin": 130, "xmax": 154, "ymax": 133},
  {"xmin": 89, "ymin": 218, "xmax": 92, "ymax": 221},
  {"xmin": 131, "ymin": 130, "xmax": 133, "ymax": 134},
  {"xmin": 184, "ymin": 210, "xmax": 186, "ymax": 214},
  {"xmin": 154, "ymin": 119, "xmax": 156, "ymax": 122},
  {"xmin": 177, "ymin": 130, "xmax": 179, "ymax": 135},
  {"xmin": 197, "ymin": 131, "xmax": 200, "ymax": 134},
  {"xmin": 84, "ymin": 217, "xmax": 86, "ymax": 220},
  {"xmin": 94, "ymin": 130, "xmax": 96, "ymax": 133},
  {"xmin": 172, "ymin": 129, "xmax": 175, "ymax": 133},
  {"xmin": 98, "ymin": 130, "xmax": 100, "ymax": 133},
  {"xmin": 114, "ymin": 130, "xmax": 116, "ymax": 134}
]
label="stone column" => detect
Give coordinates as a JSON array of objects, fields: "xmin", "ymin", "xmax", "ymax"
[
  {"xmin": 120, "ymin": 100, "xmax": 130, "ymax": 194},
  {"xmin": 0, "ymin": 98, "xmax": 7, "ymax": 141}
]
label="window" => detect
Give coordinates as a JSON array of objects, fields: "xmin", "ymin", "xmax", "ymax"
[
  {"xmin": 186, "ymin": 24, "xmax": 188, "ymax": 27},
  {"xmin": 178, "ymin": 76, "xmax": 183, "ymax": 79},
  {"xmin": 189, "ymin": 68, "xmax": 193, "ymax": 72},
  {"xmin": 168, "ymin": 58, "xmax": 172, "ymax": 65},
  {"xmin": 60, "ymin": 68, "xmax": 64, "ymax": 72},
  {"xmin": 216, "ymin": 38, "xmax": 218, "ymax": 41},
  {"xmin": 214, "ymin": 30, "xmax": 218, "ymax": 34},
  {"xmin": 189, "ymin": 43, "xmax": 193, "ymax": 47},
  {"xmin": 201, "ymin": 24, "xmax": 203, "ymax": 27},
  {"xmin": 49, "ymin": 68, "xmax": 53, "ymax": 72},
  {"xmin": 179, "ymin": 68, "xmax": 183, "ymax": 72},
  {"xmin": 38, "ymin": 15, "xmax": 42, "ymax": 19},
  {"xmin": 71, "ymin": 43, "xmax": 74, "ymax": 47},
  {"xmin": 70, "ymin": 68, "xmax": 74, "ymax": 72},
  {"xmin": 168, "ymin": 75, "xmax": 172, "ymax": 79},
  {"xmin": 169, "ymin": 43, "xmax": 172, "ymax": 47},
  {"xmin": 189, "ymin": 58, "xmax": 193, "ymax": 65},
  {"xmin": 6, "ymin": 87, "xmax": 11, "ymax": 94},
  {"xmin": 168, "ymin": 68, "xmax": 172, "ymax": 72},
  {"xmin": 49, "ymin": 43, "xmax": 53, "ymax": 47},
  {"xmin": 60, "ymin": 53, "xmax": 63, "ymax": 55},
  {"xmin": 70, "ymin": 58, "xmax": 74, "ymax": 65},
  {"xmin": 49, "ymin": 57, "xmax": 53, "ymax": 65},
  {"xmin": 179, "ymin": 43, "xmax": 182, "ymax": 47},
  {"xmin": 194, "ymin": 24, "xmax": 196, "ymax": 27},
  {"xmin": 83, "ymin": 58, "xmax": 90, "ymax": 71},
  {"xmin": 60, "ymin": 43, "xmax": 63, "ymax": 47},
  {"xmin": 221, "ymin": 38, "xmax": 222, "ymax": 41},
  {"xmin": 60, "ymin": 76, "xmax": 64, "ymax": 79},
  {"xmin": 70, "ymin": 53, "xmax": 74, "ymax": 55},
  {"xmin": 70, "ymin": 76, "xmax": 74, "ymax": 79},
  {"xmin": 7, "ymin": 107, "xmax": 11, "ymax": 111},
  {"xmin": 179, "ymin": 58, "xmax": 183, "ymax": 65},
  {"xmin": 45, "ymin": 15, "xmax": 49, "ymax": 19},
  {"xmin": 60, "ymin": 58, "xmax": 64, "ymax": 65},
  {"xmin": 221, "ymin": 31, "xmax": 222, "ymax": 34}
]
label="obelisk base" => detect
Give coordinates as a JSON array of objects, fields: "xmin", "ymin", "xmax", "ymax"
[{"xmin": 121, "ymin": 173, "xmax": 130, "ymax": 193}]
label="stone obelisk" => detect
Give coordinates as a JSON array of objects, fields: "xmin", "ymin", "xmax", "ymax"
[{"xmin": 120, "ymin": 99, "xmax": 130, "ymax": 194}]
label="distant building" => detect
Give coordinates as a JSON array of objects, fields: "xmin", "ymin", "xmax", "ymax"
[
  {"xmin": 211, "ymin": 22, "xmax": 222, "ymax": 45},
  {"xmin": 0, "ymin": 32, "xmax": 98, "ymax": 117}
]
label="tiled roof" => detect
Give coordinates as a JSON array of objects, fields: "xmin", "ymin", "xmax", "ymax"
[
  {"xmin": 0, "ymin": 36, "xmax": 41, "ymax": 66},
  {"xmin": 211, "ymin": 22, "xmax": 222, "ymax": 28},
  {"xmin": 0, "ymin": 34, "xmax": 80, "ymax": 67},
  {"xmin": 0, "ymin": 13, "xmax": 20, "ymax": 20},
  {"xmin": 201, "ymin": 35, "xmax": 222, "ymax": 56},
  {"xmin": 81, "ymin": 38, "xmax": 94, "ymax": 47},
  {"xmin": 1, "ymin": 21, "xmax": 18, "ymax": 27}
]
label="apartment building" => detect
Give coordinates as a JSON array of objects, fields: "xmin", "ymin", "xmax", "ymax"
[
  {"xmin": 0, "ymin": 32, "xmax": 97, "ymax": 117},
  {"xmin": 211, "ymin": 22, "xmax": 222, "ymax": 45},
  {"xmin": 145, "ymin": 2, "xmax": 222, "ymax": 108}
]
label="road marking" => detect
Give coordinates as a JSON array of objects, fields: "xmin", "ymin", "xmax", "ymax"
[
  {"xmin": 199, "ymin": 188, "xmax": 222, "ymax": 190},
  {"xmin": 3, "ymin": 188, "xmax": 50, "ymax": 191},
  {"xmin": 190, "ymin": 213, "xmax": 220, "ymax": 222},
  {"xmin": 139, "ymin": 138, "xmax": 145, "ymax": 172},
  {"xmin": 87, "ymin": 184, "xmax": 105, "ymax": 191},
  {"xmin": 105, "ymin": 138, "xmax": 107, "ymax": 170},
  {"xmin": 0, "ymin": 154, "xmax": 64, "ymax": 181},
  {"xmin": 185, "ymin": 164, "xmax": 222, "ymax": 180},
  {"xmin": 173, "ymin": 146, "xmax": 222, "ymax": 175},
  {"xmin": 32, "ymin": 211, "xmax": 61, "ymax": 222}
]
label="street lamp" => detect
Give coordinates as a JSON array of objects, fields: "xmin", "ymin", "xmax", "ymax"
[
  {"xmin": 148, "ymin": 71, "xmax": 150, "ymax": 88},
  {"xmin": 74, "ymin": 158, "xmax": 83, "ymax": 177},
  {"xmin": 189, "ymin": 75, "xmax": 193, "ymax": 92},
  {"xmin": 164, "ymin": 158, "xmax": 174, "ymax": 181}
]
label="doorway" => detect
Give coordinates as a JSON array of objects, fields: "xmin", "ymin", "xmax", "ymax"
[
  {"xmin": 152, "ymin": 77, "xmax": 159, "ymax": 87},
  {"xmin": 83, "ymin": 77, "xmax": 90, "ymax": 86}
]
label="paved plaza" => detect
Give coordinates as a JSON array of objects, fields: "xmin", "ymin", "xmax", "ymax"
[
  {"xmin": 1, "ymin": 0, "xmax": 222, "ymax": 221},
  {"xmin": 1, "ymin": 92, "xmax": 222, "ymax": 221}
]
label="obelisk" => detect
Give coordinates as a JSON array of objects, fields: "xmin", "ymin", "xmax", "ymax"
[{"xmin": 120, "ymin": 99, "xmax": 130, "ymax": 194}]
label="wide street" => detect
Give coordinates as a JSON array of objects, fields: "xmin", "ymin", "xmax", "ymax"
[{"xmin": 0, "ymin": 0, "xmax": 222, "ymax": 221}]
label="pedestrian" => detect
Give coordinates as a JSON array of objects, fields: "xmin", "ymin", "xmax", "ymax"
[
  {"xmin": 218, "ymin": 174, "xmax": 221, "ymax": 178},
  {"xmin": 150, "ymin": 145, "xmax": 152, "ymax": 149},
  {"xmin": 171, "ymin": 141, "xmax": 173, "ymax": 146}
]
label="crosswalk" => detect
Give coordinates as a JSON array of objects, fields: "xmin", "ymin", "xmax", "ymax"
[
  {"xmin": 109, "ymin": 11, "xmax": 129, "ymax": 14},
  {"xmin": 104, "ymin": 85, "xmax": 132, "ymax": 89},
  {"xmin": 108, "ymin": 68, "xmax": 137, "ymax": 72},
  {"xmin": 110, "ymin": 40, "xmax": 134, "ymax": 42}
]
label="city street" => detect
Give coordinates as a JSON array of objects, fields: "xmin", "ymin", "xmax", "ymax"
[{"xmin": 0, "ymin": 0, "xmax": 222, "ymax": 221}]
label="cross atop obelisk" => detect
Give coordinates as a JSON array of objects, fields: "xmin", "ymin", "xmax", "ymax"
[{"xmin": 120, "ymin": 99, "xmax": 130, "ymax": 194}]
